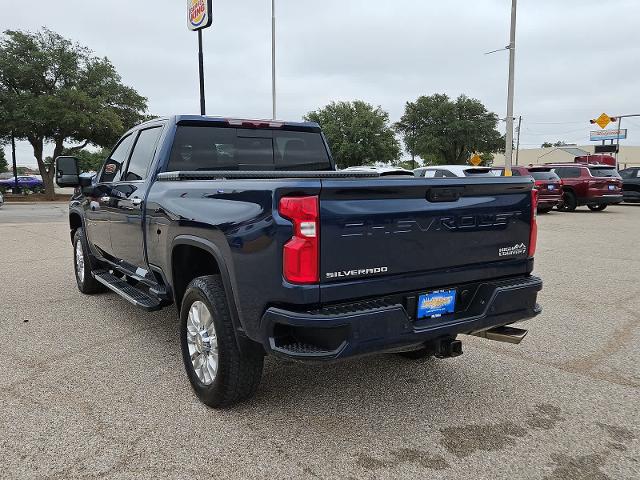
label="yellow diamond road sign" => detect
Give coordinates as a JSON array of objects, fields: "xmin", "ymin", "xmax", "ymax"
[
  {"xmin": 470, "ymin": 154, "xmax": 482, "ymax": 166},
  {"xmin": 595, "ymin": 113, "xmax": 612, "ymax": 129}
]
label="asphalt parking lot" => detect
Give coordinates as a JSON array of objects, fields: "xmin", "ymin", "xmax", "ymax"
[{"xmin": 1, "ymin": 202, "xmax": 638, "ymax": 479}]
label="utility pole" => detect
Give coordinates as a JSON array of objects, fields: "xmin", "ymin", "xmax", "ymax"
[
  {"xmin": 504, "ymin": 0, "xmax": 517, "ymax": 176},
  {"xmin": 515, "ymin": 115, "xmax": 522, "ymax": 165},
  {"xmin": 271, "ymin": 0, "xmax": 277, "ymax": 120}
]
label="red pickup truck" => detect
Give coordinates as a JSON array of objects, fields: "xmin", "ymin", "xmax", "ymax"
[{"xmin": 547, "ymin": 164, "xmax": 623, "ymax": 211}]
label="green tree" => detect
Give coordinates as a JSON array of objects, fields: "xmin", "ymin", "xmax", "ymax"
[
  {"xmin": 305, "ymin": 100, "xmax": 401, "ymax": 168},
  {"xmin": 0, "ymin": 147, "xmax": 8, "ymax": 173},
  {"xmin": 541, "ymin": 141, "xmax": 568, "ymax": 148},
  {"xmin": 0, "ymin": 28, "xmax": 148, "ymax": 199},
  {"xmin": 67, "ymin": 147, "xmax": 110, "ymax": 173},
  {"xmin": 396, "ymin": 94, "xmax": 504, "ymax": 165}
]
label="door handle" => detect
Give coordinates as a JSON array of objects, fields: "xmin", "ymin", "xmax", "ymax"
[{"xmin": 131, "ymin": 198, "xmax": 143, "ymax": 207}]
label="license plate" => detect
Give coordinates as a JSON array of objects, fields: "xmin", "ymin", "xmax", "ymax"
[
  {"xmin": 417, "ymin": 289, "xmax": 456, "ymax": 319},
  {"xmin": 548, "ymin": 185, "xmax": 555, "ymax": 191},
  {"xmin": 608, "ymin": 185, "xmax": 616, "ymax": 191}
]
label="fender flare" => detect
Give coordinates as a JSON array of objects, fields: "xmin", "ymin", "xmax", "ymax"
[{"xmin": 169, "ymin": 235, "xmax": 251, "ymax": 350}]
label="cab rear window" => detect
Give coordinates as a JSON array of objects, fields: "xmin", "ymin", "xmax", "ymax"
[{"xmin": 168, "ymin": 126, "xmax": 332, "ymax": 172}]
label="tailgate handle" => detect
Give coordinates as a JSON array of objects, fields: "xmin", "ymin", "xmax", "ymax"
[{"xmin": 427, "ymin": 187, "xmax": 464, "ymax": 202}]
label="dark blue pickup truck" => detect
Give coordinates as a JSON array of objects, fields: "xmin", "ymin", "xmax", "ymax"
[{"xmin": 56, "ymin": 115, "xmax": 542, "ymax": 407}]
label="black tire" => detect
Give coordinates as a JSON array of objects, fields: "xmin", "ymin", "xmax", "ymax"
[
  {"xmin": 180, "ymin": 275, "xmax": 264, "ymax": 408},
  {"xmin": 559, "ymin": 191, "xmax": 577, "ymax": 212},
  {"xmin": 398, "ymin": 347, "xmax": 433, "ymax": 360},
  {"xmin": 73, "ymin": 228, "xmax": 105, "ymax": 294},
  {"xmin": 587, "ymin": 204, "xmax": 607, "ymax": 212},
  {"xmin": 537, "ymin": 206, "xmax": 553, "ymax": 214}
]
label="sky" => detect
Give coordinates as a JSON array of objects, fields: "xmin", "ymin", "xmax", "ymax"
[{"xmin": 2, "ymin": 0, "xmax": 640, "ymax": 167}]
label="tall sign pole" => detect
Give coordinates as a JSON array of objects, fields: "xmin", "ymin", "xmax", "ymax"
[
  {"xmin": 504, "ymin": 0, "xmax": 517, "ymax": 176},
  {"xmin": 272, "ymin": 0, "xmax": 277, "ymax": 120},
  {"xmin": 188, "ymin": 0, "xmax": 213, "ymax": 115}
]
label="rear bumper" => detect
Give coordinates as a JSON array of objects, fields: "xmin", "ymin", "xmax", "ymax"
[
  {"xmin": 578, "ymin": 194, "xmax": 623, "ymax": 206},
  {"xmin": 261, "ymin": 275, "xmax": 542, "ymax": 361}
]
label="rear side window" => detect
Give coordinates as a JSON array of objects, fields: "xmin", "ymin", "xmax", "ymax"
[
  {"xmin": 554, "ymin": 167, "xmax": 582, "ymax": 179},
  {"xmin": 530, "ymin": 171, "xmax": 560, "ymax": 181},
  {"xmin": 168, "ymin": 126, "xmax": 332, "ymax": 171},
  {"xmin": 123, "ymin": 127, "xmax": 163, "ymax": 181},
  {"xmin": 589, "ymin": 167, "xmax": 620, "ymax": 178}
]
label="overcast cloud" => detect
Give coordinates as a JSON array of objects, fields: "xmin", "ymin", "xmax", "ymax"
[{"xmin": 2, "ymin": 0, "xmax": 640, "ymax": 166}]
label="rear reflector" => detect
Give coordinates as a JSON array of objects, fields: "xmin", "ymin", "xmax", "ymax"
[
  {"xmin": 279, "ymin": 196, "xmax": 319, "ymax": 284},
  {"xmin": 529, "ymin": 188, "xmax": 538, "ymax": 257}
]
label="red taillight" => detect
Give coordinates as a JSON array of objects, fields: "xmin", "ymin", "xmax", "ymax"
[
  {"xmin": 279, "ymin": 196, "xmax": 319, "ymax": 284},
  {"xmin": 529, "ymin": 188, "xmax": 538, "ymax": 257}
]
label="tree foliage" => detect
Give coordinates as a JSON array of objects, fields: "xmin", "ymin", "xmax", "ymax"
[
  {"xmin": 396, "ymin": 94, "xmax": 504, "ymax": 165},
  {"xmin": 305, "ymin": 100, "xmax": 401, "ymax": 168},
  {"xmin": 0, "ymin": 147, "xmax": 8, "ymax": 173},
  {"xmin": 0, "ymin": 28, "xmax": 148, "ymax": 198},
  {"xmin": 541, "ymin": 140, "xmax": 569, "ymax": 148}
]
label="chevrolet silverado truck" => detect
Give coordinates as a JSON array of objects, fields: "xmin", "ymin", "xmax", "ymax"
[{"xmin": 56, "ymin": 115, "xmax": 542, "ymax": 408}]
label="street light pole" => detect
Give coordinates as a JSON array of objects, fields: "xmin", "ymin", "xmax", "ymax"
[
  {"xmin": 504, "ymin": 0, "xmax": 517, "ymax": 176},
  {"xmin": 271, "ymin": 0, "xmax": 277, "ymax": 120},
  {"xmin": 515, "ymin": 115, "xmax": 522, "ymax": 165}
]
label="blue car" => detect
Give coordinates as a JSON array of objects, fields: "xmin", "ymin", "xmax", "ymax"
[{"xmin": 0, "ymin": 175, "xmax": 44, "ymax": 191}]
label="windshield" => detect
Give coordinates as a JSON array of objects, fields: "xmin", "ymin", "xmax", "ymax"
[
  {"xmin": 530, "ymin": 171, "xmax": 560, "ymax": 181},
  {"xmin": 589, "ymin": 167, "xmax": 620, "ymax": 178},
  {"xmin": 168, "ymin": 126, "xmax": 333, "ymax": 172}
]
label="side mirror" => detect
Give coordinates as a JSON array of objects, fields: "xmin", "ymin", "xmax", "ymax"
[{"xmin": 55, "ymin": 156, "xmax": 81, "ymax": 187}]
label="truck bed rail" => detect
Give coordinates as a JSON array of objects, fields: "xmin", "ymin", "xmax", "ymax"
[{"xmin": 157, "ymin": 170, "xmax": 382, "ymax": 181}]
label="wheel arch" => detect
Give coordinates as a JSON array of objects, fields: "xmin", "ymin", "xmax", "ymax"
[
  {"xmin": 69, "ymin": 210, "xmax": 83, "ymax": 243},
  {"xmin": 169, "ymin": 235, "xmax": 248, "ymax": 349}
]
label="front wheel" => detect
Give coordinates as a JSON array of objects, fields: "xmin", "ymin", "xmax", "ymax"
[
  {"xmin": 73, "ymin": 228, "xmax": 105, "ymax": 294},
  {"xmin": 587, "ymin": 204, "xmax": 607, "ymax": 211},
  {"xmin": 180, "ymin": 275, "xmax": 264, "ymax": 408}
]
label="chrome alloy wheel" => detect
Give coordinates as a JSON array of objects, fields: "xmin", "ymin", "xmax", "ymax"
[
  {"xmin": 186, "ymin": 300, "xmax": 219, "ymax": 385},
  {"xmin": 75, "ymin": 240, "xmax": 85, "ymax": 283}
]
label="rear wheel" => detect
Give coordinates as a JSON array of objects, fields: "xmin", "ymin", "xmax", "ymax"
[
  {"xmin": 180, "ymin": 275, "xmax": 264, "ymax": 408},
  {"xmin": 587, "ymin": 204, "xmax": 607, "ymax": 211},
  {"xmin": 559, "ymin": 191, "xmax": 577, "ymax": 212}
]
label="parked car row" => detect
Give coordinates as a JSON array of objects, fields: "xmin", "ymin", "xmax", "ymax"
[
  {"xmin": 0, "ymin": 175, "xmax": 44, "ymax": 192},
  {"xmin": 412, "ymin": 163, "xmax": 625, "ymax": 213}
]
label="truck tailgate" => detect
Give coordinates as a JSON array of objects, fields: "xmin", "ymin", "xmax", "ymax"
[{"xmin": 319, "ymin": 177, "xmax": 534, "ymax": 291}]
